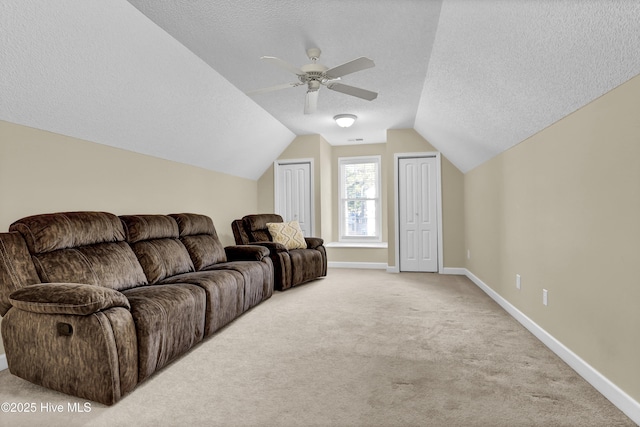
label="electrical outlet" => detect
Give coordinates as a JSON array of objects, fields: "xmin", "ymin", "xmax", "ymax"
[
  {"xmin": 467, "ymin": 249, "xmax": 471, "ymax": 260},
  {"xmin": 516, "ymin": 274, "xmax": 521, "ymax": 290},
  {"xmin": 543, "ymin": 289, "xmax": 548, "ymax": 306}
]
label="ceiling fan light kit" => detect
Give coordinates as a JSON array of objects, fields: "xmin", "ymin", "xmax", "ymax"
[
  {"xmin": 247, "ymin": 47, "xmax": 377, "ymax": 115},
  {"xmin": 334, "ymin": 114, "xmax": 357, "ymax": 128}
]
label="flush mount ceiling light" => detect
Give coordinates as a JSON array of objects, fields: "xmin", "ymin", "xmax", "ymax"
[{"xmin": 334, "ymin": 114, "xmax": 357, "ymax": 128}]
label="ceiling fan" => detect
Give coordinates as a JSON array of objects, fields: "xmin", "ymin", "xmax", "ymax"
[{"xmin": 246, "ymin": 47, "xmax": 378, "ymax": 114}]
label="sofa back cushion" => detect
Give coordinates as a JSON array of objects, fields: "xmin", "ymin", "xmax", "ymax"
[
  {"xmin": 34, "ymin": 242, "xmax": 149, "ymax": 290},
  {"xmin": 169, "ymin": 213, "xmax": 226, "ymax": 270},
  {"xmin": 231, "ymin": 220, "xmax": 250, "ymax": 245},
  {"xmin": 0, "ymin": 232, "xmax": 41, "ymax": 316},
  {"xmin": 242, "ymin": 214, "xmax": 283, "ymax": 243},
  {"xmin": 120, "ymin": 215, "xmax": 194, "ymax": 284},
  {"xmin": 10, "ymin": 211, "xmax": 125, "ymax": 253},
  {"xmin": 9, "ymin": 212, "xmax": 148, "ymax": 291}
]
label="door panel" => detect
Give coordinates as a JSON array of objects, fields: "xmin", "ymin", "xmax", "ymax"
[
  {"xmin": 421, "ymin": 163, "xmax": 431, "ymax": 223},
  {"xmin": 421, "ymin": 230, "xmax": 432, "ymax": 260},
  {"xmin": 296, "ymin": 168, "xmax": 308, "ymax": 227},
  {"xmin": 407, "ymin": 230, "xmax": 416, "ymax": 260}
]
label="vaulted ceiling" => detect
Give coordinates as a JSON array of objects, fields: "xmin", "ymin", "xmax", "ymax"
[{"xmin": 2, "ymin": 1, "xmax": 640, "ymax": 179}]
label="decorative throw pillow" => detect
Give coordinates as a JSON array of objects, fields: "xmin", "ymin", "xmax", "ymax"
[{"xmin": 266, "ymin": 221, "xmax": 307, "ymax": 250}]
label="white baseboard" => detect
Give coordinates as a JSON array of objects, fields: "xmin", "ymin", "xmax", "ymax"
[
  {"xmin": 0, "ymin": 354, "xmax": 7, "ymax": 371},
  {"xmin": 328, "ymin": 262, "xmax": 388, "ymax": 270},
  {"xmin": 464, "ymin": 269, "xmax": 640, "ymax": 425},
  {"xmin": 442, "ymin": 267, "xmax": 466, "ymax": 275},
  {"xmin": 385, "ymin": 267, "xmax": 465, "ymax": 274}
]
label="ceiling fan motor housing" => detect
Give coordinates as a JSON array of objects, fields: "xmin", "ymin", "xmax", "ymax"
[
  {"xmin": 306, "ymin": 47, "xmax": 322, "ymax": 61},
  {"xmin": 300, "ymin": 62, "xmax": 330, "ymax": 90}
]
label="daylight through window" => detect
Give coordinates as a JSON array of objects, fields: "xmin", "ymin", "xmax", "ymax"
[{"xmin": 338, "ymin": 156, "xmax": 381, "ymax": 242}]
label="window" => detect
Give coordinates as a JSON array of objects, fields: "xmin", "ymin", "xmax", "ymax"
[{"xmin": 338, "ymin": 156, "xmax": 382, "ymax": 242}]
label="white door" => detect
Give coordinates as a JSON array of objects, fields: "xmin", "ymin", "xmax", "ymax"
[
  {"xmin": 275, "ymin": 161, "xmax": 312, "ymax": 236},
  {"xmin": 399, "ymin": 157, "xmax": 438, "ymax": 272}
]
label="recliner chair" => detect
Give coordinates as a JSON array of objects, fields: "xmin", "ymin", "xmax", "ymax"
[{"xmin": 232, "ymin": 214, "xmax": 327, "ymax": 290}]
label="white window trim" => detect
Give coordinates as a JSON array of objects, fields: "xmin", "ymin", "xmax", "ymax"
[{"xmin": 338, "ymin": 155, "xmax": 382, "ymax": 243}]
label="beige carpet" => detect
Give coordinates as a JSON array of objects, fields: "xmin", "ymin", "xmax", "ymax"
[{"xmin": 0, "ymin": 269, "xmax": 635, "ymax": 427}]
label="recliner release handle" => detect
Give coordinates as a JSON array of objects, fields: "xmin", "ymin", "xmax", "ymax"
[{"xmin": 56, "ymin": 323, "xmax": 73, "ymax": 336}]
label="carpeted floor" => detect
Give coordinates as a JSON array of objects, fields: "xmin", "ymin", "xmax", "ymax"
[{"xmin": 0, "ymin": 269, "xmax": 636, "ymax": 426}]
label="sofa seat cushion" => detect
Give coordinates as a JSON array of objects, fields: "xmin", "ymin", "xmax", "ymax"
[
  {"xmin": 160, "ymin": 270, "xmax": 244, "ymax": 336},
  {"xmin": 122, "ymin": 284, "xmax": 206, "ymax": 382},
  {"xmin": 289, "ymin": 249, "xmax": 324, "ymax": 286},
  {"xmin": 204, "ymin": 261, "xmax": 270, "ymax": 311}
]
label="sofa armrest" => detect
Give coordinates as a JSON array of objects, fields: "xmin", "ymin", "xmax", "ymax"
[
  {"xmin": 248, "ymin": 241, "xmax": 289, "ymax": 254},
  {"xmin": 224, "ymin": 245, "xmax": 270, "ymax": 261},
  {"xmin": 305, "ymin": 237, "xmax": 324, "ymax": 250},
  {"xmin": 9, "ymin": 283, "xmax": 130, "ymax": 316}
]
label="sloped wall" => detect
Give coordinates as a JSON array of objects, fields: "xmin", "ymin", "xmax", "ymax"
[
  {"xmin": 464, "ymin": 74, "xmax": 640, "ymax": 402},
  {"xmin": 0, "ymin": 1, "xmax": 294, "ymax": 180}
]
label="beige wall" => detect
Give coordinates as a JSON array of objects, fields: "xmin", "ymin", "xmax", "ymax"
[
  {"xmin": 257, "ymin": 134, "xmax": 333, "ymax": 240},
  {"xmin": 319, "ymin": 138, "xmax": 333, "ymax": 241},
  {"xmin": 464, "ymin": 74, "xmax": 640, "ymax": 402},
  {"xmin": 0, "ymin": 120, "xmax": 258, "ymax": 355},
  {"xmin": 259, "ymin": 129, "xmax": 465, "ymax": 269}
]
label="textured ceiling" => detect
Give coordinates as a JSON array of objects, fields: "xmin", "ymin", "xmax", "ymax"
[
  {"xmin": 2, "ymin": 1, "xmax": 640, "ymax": 178},
  {"xmin": 125, "ymin": 0, "xmax": 442, "ymax": 147},
  {"xmin": 415, "ymin": 0, "xmax": 640, "ymax": 172},
  {"xmin": 0, "ymin": 1, "xmax": 295, "ymax": 180}
]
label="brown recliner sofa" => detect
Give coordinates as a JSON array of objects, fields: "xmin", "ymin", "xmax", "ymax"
[
  {"xmin": 232, "ymin": 214, "xmax": 327, "ymax": 291},
  {"xmin": 0, "ymin": 211, "xmax": 273, "ymax": 405}
]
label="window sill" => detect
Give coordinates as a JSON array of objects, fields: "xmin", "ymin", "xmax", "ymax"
[{"xmin": 325, "ymin": 242, "xmax": 388, "ymax": 249}]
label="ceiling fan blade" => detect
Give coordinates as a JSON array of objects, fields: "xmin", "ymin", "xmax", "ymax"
[
  {"xmin": 304, "ymin": 90, "xmax": 319, "ymax": 115},
  {"xmin": 246, "ymin": 82, "xmax": 302, "ymax": 96},
  {"xmin": 261, "ymin": 56, "xmax": 305, "ymax": 76},
  {"xmin": 325, "ymin": 57, "xmax": 375, "ymax": 79},
  {"xmin": 326, "ymin": 82, "xmax": 378, "ymax": 101}
]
